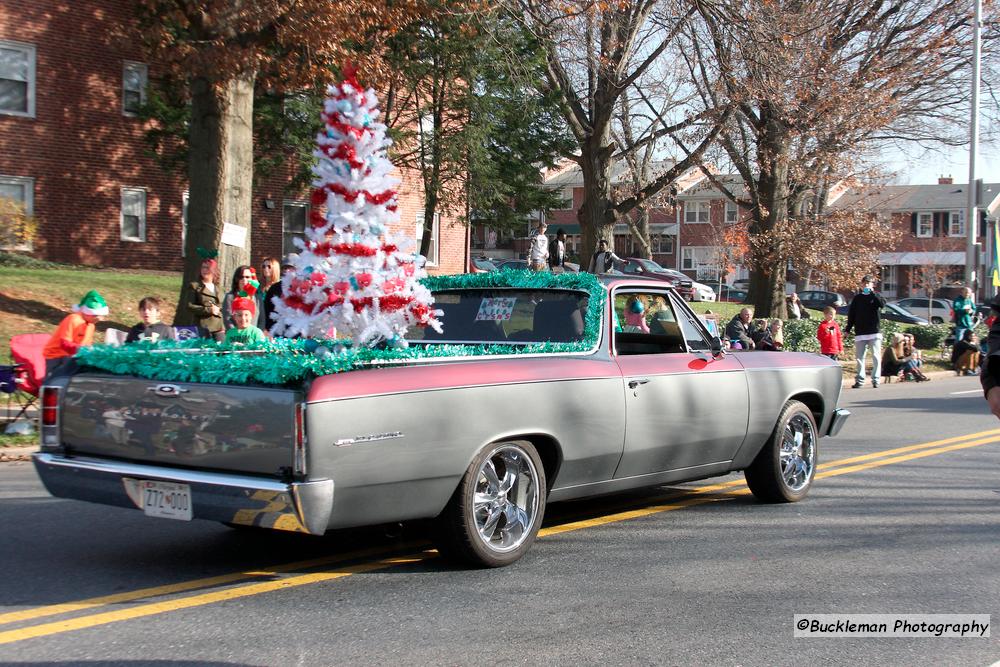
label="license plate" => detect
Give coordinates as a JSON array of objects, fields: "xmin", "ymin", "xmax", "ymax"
[{"xmin": 138, "ymin": 480, "xmax": 192, "ymax": 521}]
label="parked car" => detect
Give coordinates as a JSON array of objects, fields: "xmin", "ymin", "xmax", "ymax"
[
  {"xmin": 888, "ymin": 297, "xmax": 952, "ymax": 325},
  {"xmin": 836, "ymin": 302, "xmax": 929, "ymax": 326},
  {"xmin": 621, "ymin": 258, "xmax": 695, "ymax": 300},
  {"xmin": 797, "ymin": 290, "xmax": 847, "ymax": 311},
  {"xmin": 36, "ymin": 275, "xmax": 849, "ymax": 568},
  {"xmin": 470, "ymin": 257, "xmax": 498, "ymax": 273},
  {"xmin": 495, "ymin": 259, "xmax": 528, "ymax": 271},
  {"xmin": 718, "ymin": 285, "xmax": 750, "ymax": 303}
]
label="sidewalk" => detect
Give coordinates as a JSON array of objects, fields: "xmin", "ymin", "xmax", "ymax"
[{"xmin": 840, "ymin": 368, "xmax": 975, "ymax": 389}]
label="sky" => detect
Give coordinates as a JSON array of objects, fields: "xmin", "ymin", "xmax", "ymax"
[{"xmin": 884, "ymin": 141, "xmax": 1000, "ymax": 186}]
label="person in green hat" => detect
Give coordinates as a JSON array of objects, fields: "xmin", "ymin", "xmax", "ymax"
[{"xmin": 43, "ymin": 290, "xmax": 109, "ymax": 377}]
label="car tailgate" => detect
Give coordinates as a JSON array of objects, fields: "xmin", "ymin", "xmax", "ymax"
[{"xmin": 58, "ymin": 374, "xmax": 300, "ymax": 477}]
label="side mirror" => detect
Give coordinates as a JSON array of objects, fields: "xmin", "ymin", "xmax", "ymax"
[{"xmin": 710, "ymin": 336, "xmax": 725, "ymax": 357}]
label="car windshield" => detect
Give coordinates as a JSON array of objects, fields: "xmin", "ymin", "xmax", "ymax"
[
  {"xmin": 406, "ymin": 289, "xmax": 590, "ymax": 344},
  {"xmin": 635, "ymin": 259, "xmax": 662, "ymax": 271}
]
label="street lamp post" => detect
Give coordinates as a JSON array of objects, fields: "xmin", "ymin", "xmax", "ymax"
[{"xmin": 965, "ymin": 0, "xmax": 982, "ymax": 293}]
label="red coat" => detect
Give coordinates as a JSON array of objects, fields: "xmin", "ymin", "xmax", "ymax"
[{"xmin": 816, "ymin": 319, "xmax": 843, "ymax": 355}]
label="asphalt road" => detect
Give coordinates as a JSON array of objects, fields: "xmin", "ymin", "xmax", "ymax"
[{"xmin": 0, "ymin": 375, "xmax": 998, "ymax": 666}]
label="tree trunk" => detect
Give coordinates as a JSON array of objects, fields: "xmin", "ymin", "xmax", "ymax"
[
  {"xmin": 747, "ymin": 116, "xmax": 791, "ymax": 319},
  {"xmin": 176, "ymin": 73, "xmax": 256, "ymax": 325},
  {"xmin": 577, "ymin": 135, "xmax": 617, "ymax": 263},
  {"xmin": 625, "ymin": 207, "xmax": 652, "ymax": 260}
]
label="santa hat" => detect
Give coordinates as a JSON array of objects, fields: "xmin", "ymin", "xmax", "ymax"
[
  {"xmin": 232, "ymin": 281, "xmax": 258, "ymax": 315},
  {"xmin": 73, "ymin": 290, "xmax": 109, "ymax": 316}
]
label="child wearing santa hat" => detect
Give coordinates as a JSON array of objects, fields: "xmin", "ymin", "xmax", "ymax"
[
  {"xmin": 224, "ymin": 283, "xmax": 266, "ymax": 346},
  {"xmin": 43, "ymin": 290, "xmax": 109, "ymax": 377}
]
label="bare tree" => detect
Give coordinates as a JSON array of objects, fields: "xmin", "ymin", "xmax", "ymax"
[
  {"xmin": 511, "ymin": 0, "xmax": 730, "ymax": 260},
  {"xmin": 684, "ymin": 0, "xmax": 985, "ymax": 317}
]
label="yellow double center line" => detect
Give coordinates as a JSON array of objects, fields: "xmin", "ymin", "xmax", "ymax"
[{"xmin": 1, "ymin": 428, "xmax": 998, "ymax": 646}]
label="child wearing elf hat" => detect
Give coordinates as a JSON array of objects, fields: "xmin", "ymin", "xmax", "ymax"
[
  {"xmin": 43, "ymin": 290, "xmax": 109, "ymax": 377},
  {"xmin": 224, "ymin": 283, "xmax": 267, "ymax": 346}
]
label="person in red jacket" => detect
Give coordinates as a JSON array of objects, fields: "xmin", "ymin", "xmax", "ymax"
[{"xmin": 816, "ymin": 305, "xmax": 843, "ymax": 360}]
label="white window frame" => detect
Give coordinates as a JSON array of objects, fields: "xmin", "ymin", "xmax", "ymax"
[
  {"xmin": 681, "ymin": 247, "xmax": 694, "ymax": 270},
  {"xmin": 122, "ymin": 61, "xmax": 148, "ymax": 116},
  {"xmin": 282, "ymin": 200, "xmax": 309, "ymax": 256},
  {"xmin": 916, "ymin": 212, "xmax": 933, "ymax": 238},
  {"xmin": 684, "ymin": 201, "xmax": 710, "ymax": 224},
  {"xmin": 181, "ymin": 190, "xmax": 189, "ymax": 256},
  {"xmin": 948, "ymin": 210, "xmax": 964, "ymax": 237},
  {"xmin": 0, "ymin": 174, "xmax": 35, "ymax": 250},
  {"xmin": 0, "ymin": 40, "xmax": 36, "ymax": 118},
  {"xmin": 682, "ymin": 245, "xmax": 717, "ymax": 272},
  {"xmin": 651, "ymin": 234, "xmax": 674, "ymax": 254},
  {"xmin": 725, "ymin": 201, "xmax": 739, "ymax": 224},
  {"xmin": 120, "ymin": 187, "xmax": 147, "ymax": 242},
  {"xmin": 416, "ymin": 209, "xmax": 440, "ymax": 266}
]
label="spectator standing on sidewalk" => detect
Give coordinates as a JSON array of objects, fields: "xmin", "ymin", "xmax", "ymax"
[
  {"xmin": 981, "ymin": 298, "xmax": 1000, "ymax": 419},
  {"xmin": 845, "ymin": 274, "xmax": 886, "ymax": 388},
  {"xmin": 527, "ymin": 223, "xmax": 549, "ymax": 271},
  {"xmin": 816, "ymin": 306, "xmax": 843, "ymax": 360},
  {"xmin": 952, "ymin": 287, "xmax": 976, "ymax": 344},
  {"xmin": 548, "ymin": 228, "xmax": 567, "ymax": 273}
]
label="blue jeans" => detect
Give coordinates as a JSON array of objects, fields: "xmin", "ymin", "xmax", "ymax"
[
  {"xmin": 954, "ymin": 327, "xmax": 968, "ymax": 346},
  {"xmin": 855, "ymin": 335, "xmax": 882, "ymax": 383}
]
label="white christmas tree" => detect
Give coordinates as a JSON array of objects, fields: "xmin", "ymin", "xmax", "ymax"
[{"xmin": 270, "ymin": 66, "xmax": 442, "ymax": 347}]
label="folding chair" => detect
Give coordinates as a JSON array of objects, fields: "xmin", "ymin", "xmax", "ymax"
[
  {"xmin": 7, "ymin": 334, "xmax": 49, "ymax": 422},
  {"xmin": 0, "ymin": 363, "xmax": 33, "ymax": 423}
]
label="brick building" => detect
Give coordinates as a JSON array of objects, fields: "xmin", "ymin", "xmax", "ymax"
[{"xmin": 0, "ymin": 0, "xmax": 467, "ymax": 275}]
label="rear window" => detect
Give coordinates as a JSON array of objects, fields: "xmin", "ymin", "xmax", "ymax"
[{"xmin": 407, "ymin": 289, "xmax": 589, "ymax": 344}]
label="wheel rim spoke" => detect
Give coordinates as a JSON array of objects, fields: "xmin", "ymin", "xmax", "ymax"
[{"xmin": 780, "ymin": 414, "xmax": 816, "ymax": 492}]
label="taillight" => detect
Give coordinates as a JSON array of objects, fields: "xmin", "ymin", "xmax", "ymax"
[
  {"xmin": 40, "ymin": 386, "xmax": 60, "ymax": 447},
  {"xmin": 41, "ymin": 387, "xmax": 58, "ymax": 426},
  {"xmin": 293, "ymin": 402, "xmax": 307, "ymax": 476}
]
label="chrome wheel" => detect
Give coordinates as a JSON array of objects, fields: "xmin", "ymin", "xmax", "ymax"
[
  {"xmin": 780, "ymin": 413, "xmax": 816, "ymax": 492},
  {"xmin": 472, "ymin": 444, "xmax": 540, "ymax": 554}
]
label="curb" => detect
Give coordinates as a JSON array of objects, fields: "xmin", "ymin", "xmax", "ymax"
[{"xmin": 0, "ymin": 445, "xmax": 38, "ymax": 463}]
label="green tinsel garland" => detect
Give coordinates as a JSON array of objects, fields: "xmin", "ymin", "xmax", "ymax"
[{"xmin": 76, "ymin": 270, "xmax": 607, "ymax": 386}]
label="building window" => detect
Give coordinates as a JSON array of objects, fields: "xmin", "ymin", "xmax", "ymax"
[
  {"xmin": 416, "ymin": 210, "xmax": 440, "ymax": 266},
  {"xmin": 181, "ymin": 191, "xmax": 189, "ymax": 256},
  {"xmin": 651, "ymin": 234, "xmax": 674, "ymax": 254},
  {"xmin": 881, "ymin": 265, "xmax": 897, "ymax": 293},
  {"xmin": 0, "ymin": 41, "xmax": 36, "ymax": 117},
  {"xmin": 681, "ymin": 247, "xmax": 694, "ymax": 270},
  {"xmin": 684, "ymin": 201, "xmax": 710, "ymax": 224},
  {"xmin": 0, "ymin": 175, "xmax": 34, "ymax": 249},
  {"xmin": 553, "ymin": 187, "xmax": 574, "ymax": 210},
  {"xmin": 948, "ymin": 210, "xmax": 964, "ymax": 237},
  {"xmin": 122, "ymin": 62, "xmax": 148, "ymax": 115},
  {"xmin": 916, "ymin": 212, "xmax": 933, "ymax": 238},
  {"xmin": 725, "ymin": 201, "xmax": 738, "ymax": 224},
  {"xmin": 120, "ymin": 188, "xmax": 147, "ymax": 242},
  {"xmin": 282, "ymin": 201, "xmax": 308, "ymax": 256}
]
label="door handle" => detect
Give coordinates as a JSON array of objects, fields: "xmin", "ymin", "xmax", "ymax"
[{"xmin": 628, "ymin": 378, "xmax": 650, "ymax": 389}]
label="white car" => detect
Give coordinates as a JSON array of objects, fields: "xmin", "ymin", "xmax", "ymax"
[{"xmin": 691, "ymin": 280, "xmax": 717, "ymax": 302}]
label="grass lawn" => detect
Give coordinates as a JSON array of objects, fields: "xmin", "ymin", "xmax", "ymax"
[{"xmin": 0, "ymin": 259, "xmax": 182, "ymax": 363}]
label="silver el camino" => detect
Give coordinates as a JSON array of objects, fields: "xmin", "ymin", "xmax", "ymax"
[{"xmin": 34, "ymin": 275, "xmax": 848, "ymax": 567}]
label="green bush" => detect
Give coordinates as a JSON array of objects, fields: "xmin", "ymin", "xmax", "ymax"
[
  {"xmin": 905, "ymin": 323, "xmax": 951, "ymax": 349},
  {"xmin": 782, "ymin": 318, "xmax": 821, "ymax": 353}
]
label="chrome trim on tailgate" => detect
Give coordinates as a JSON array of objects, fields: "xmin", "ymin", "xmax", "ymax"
[
  {"xmin": 31, "ymin": 453, "xmax": 333, "ymax": 535},
  {"xmin": 826, "ymin": 408, "xmax": 850, "ymax": 437}
]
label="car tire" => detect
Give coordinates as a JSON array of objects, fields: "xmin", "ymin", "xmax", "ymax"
[
  {"xmin": 744, "ymin": 400, "xmax": 817, "ymax": 503},
  {"xmin": 931, "ymin": 317, "xmax": 943, "ymax": 324},
  {"xmin": 435, "ymin": 440, "xmax": 547, "ymax": 567}
]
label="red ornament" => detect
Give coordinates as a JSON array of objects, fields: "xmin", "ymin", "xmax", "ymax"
[
  {"xmin": 355, "ymin": 273, "xmax": 373, "ymax": 288},
  {"xmin": 309, "ymin": 272, "xmax": 326, "ymax": 286},
  {"xmin": 310, "ymin": 210, "xmax": 327, "ymax": 229},
  {"xmin": 310, "ymin": 189, "xmax": 326, "ymax": 206},
  {"xmin": 333, "ymin": 281, "xmax": 351, "ymax": 294}
]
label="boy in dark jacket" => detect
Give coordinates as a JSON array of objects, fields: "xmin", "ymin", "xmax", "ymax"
[
  {"xmin": 126, "ymin": 296, "xmax": 177, "ymax": 344},
  {"xmin": 845, "ymin": 274, "xmax": 886, "ymax": 388}
]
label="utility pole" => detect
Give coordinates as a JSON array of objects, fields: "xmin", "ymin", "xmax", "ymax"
[{"xmin": 966, "ymin": 0, "xmax": 982, "ymax": 292}]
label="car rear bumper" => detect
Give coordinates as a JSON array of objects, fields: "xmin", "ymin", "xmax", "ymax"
[
  {"xmin": 32, "ymin": 452, "xmax": 334, "ymax": 535},
  {"xmin": 826, "ymin": 408, "xmax": 850, "ymax": 437}
]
